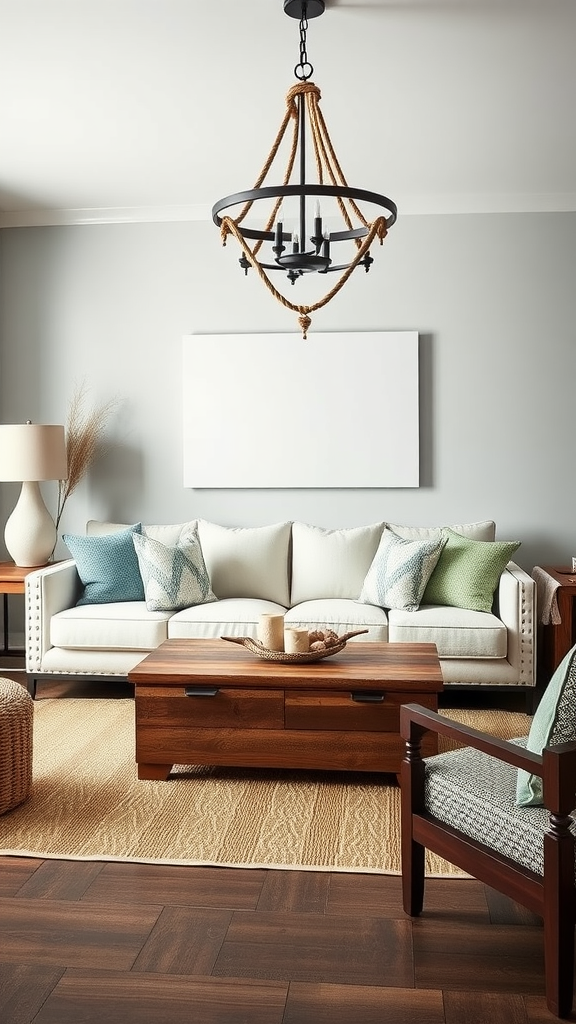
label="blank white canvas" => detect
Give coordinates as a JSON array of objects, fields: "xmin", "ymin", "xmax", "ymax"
[{"xmin": 182, "ymin": 332, "xmax": 419, "ymax": 488}]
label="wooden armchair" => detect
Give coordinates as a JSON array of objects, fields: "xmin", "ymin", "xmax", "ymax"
[{"xmin": 400, "ymin": 702, "xmax": 576, "ymax": 1018}]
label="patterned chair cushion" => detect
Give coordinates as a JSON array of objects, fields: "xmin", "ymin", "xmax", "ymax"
[{"xmin": 424, "ymin": 740, "xmax": 576, "ymax": 877}]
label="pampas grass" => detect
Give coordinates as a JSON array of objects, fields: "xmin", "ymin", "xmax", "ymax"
[{"xmin": 54, "ymin": 383, "xmax": 117, "ymax": 536}]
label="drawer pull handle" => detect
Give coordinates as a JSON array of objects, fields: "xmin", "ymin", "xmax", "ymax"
[
  {"xmin": 185, "ymin": 687, "xmax": 220, "ymax": 697},
  {"xmin": 351, "ymin": 691, "xmax": 385, "ymax": 703}
]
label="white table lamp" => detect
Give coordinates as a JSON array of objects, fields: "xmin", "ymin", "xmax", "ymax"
[{"xmin": 0, "ymin": 422, "xmax": 68, "ymax": 567}]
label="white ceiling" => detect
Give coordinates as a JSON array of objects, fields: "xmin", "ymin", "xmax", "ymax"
[{"xmin": 1, "ymin": 0, "xmax": 574, "ymax": 226}]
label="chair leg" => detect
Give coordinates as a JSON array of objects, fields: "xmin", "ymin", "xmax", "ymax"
[
  {"xmin": 543, "ymin": 820, "xmax": 576, "ymax": 1017},
  {"xmin": 543, "ymin": 901, "xmax": 574, "ymax": 1017},
  {"xmin": 400, "ymin": 757, "xmax": 426, "ymax": 916},
  {"xmin": 402, "ymin": 832, "xmax": 425, "ymax": 916}
]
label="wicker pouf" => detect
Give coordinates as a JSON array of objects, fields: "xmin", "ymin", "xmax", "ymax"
[{"xmin": 0, "ymin": 677, "xmax": 33, "ymax": 814}]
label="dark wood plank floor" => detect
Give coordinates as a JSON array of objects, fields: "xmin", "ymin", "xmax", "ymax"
[
  {"xmin": 0, "ymin": 665, "xmax": 569, "ymax": 1022},
  {"xmin": 1, "ymin": 857, "xmax": 567, "ymax": 1024}
]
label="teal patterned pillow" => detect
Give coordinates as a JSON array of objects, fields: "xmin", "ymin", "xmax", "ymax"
[
  {"xmin": 422, "ymin": 528, "xmax": 520, "ymax": 613},
  {"xmin": 516, "ymin": 645, "xmax": 576, "ymax": 806},
  {"xmin": 133, "ymin": 529, "xmax": 217, "ymax": 611},
  {"xmin": 64, "ymin": 524, "xmax": 144, "ymax": 605},
  {"xmin": 358, "ymin": 528, "xmax": 447, "ymax": 611}
]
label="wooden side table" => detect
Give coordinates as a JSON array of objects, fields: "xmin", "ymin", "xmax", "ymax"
[
  {"xmin": 0, "ymin": 562, "xmax": 45, "ymax": 656},
  {"xmin": 535, "ymin": 565, "xmax": 576, "ymax": 677}
]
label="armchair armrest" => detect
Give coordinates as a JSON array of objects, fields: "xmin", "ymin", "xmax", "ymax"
[
  {"xmin": 400, "ymin": 702, "xmax": 541, "ymax": 775},
  {"xmin": 25, "ymin": 559, "xmax": 81, "ymax": 672},
  {"xmin": 400, "ymin": 703, "xmax": 576, "ymax": 814},
  {"xmin": 496, "ymin": 560, "xmax": 536, "ymax": 686}
]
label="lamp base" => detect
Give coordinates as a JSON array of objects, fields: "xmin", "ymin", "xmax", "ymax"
[{"xmin": 4, "ymin": 481, "xmax": 57, "ymax": 567}]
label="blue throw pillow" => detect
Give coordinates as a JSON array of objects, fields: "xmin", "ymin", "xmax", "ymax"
[{"xmin": 63, "ymin": 524, "xmax": 145, "ymax": 605}]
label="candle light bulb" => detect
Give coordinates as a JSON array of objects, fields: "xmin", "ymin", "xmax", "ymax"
[
  {"xmin": 322, "ymin": 231, "xmax": 330, "ymax": 260},
  {"xmin": 313, "ymin": 201, "xmax": 323, "ymax": 248},
  {"xmin": 292, "ymin": 231, "xmax": 299, "ymax": 253},
  {"xmin": 274, "ymin": 204, "xmax": 284, "ymax": 249}
]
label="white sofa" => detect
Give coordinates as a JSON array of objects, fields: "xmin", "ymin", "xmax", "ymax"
[{"xmin": 25, "ymin": 518, "xmax": 536, "ymax": 700}]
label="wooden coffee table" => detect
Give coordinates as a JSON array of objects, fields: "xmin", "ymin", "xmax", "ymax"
[{"xmin": 129, "ymin": 638, "xmax": 443, "ymax": 780}]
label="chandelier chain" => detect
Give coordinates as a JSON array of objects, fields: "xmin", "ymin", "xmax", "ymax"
[{"xmin": 295, "ymin": 2, "xmax": 313, "ymax": 81}]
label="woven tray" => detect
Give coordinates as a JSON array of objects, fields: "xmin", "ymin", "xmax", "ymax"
[{"xmin": 220, "ymin": 630, "xmax": 369, "ymax": 663}]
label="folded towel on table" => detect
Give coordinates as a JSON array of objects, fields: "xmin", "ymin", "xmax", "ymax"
[{"xmin": 532, "ymin": 566, "xmax": 561, "ymax": 625}]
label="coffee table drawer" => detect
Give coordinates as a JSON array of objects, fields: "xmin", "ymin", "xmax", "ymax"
[
  {"xmin": 285, "ymin": 690, "xmax": 438, "ymax": 731},
  {"xmin": 136, "ymin": 686, "xmax": 284, "ymax": 729}
]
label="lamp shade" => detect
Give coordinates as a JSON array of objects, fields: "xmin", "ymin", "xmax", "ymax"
[{"xmin": 0, "ymin": 423, "xmax": 67, "ymax": 482}]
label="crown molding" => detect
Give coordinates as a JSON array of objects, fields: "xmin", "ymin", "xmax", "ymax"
[
  {"xmin": 0, "ymin": 204, "xmax": 212, "ymax": 228},
  {"xmin": 1, "ymin": 194, "xmax": 575, "ymax": 228}
]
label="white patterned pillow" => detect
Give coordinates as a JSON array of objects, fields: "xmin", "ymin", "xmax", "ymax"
[
  {"xmin": 358, "ymin": 528, "xmax": 447, "ymax": 612},
  {"xmin": 132, "ymin": 529, "xmax": 217, "ymax": 612}
]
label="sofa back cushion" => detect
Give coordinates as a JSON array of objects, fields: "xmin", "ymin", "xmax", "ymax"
[
  {"xmin": 87, "ymin": 520, "xmax": 198, "ymax": 546},
  {"xmin": 290, "ymin": 522, "xmax": 384, "ymax": 605},
  {"xmin": 197, "ymin": 520, "xmax": 291, "ymax": 605},
  {"xmin": 388, "ymin": 520, "xmax": 496, "ymax": 542}
]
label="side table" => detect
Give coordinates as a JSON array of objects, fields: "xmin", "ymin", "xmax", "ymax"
[
  {"xmin": 0, "ymin": 562, "xmax": 44, "ymax": 656},
  {"xmin": 534, "ymin": 565, "xmax": 576, "ymax": 678}
]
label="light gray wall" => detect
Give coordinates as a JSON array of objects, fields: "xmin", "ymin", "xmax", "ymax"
[{"xmin": 1, "ymin": 211, "xmax": 575, "ymax": 572}]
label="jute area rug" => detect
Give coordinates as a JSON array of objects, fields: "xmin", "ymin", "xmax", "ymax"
[{"xmin": 0, "ymin": 699, "xmax": 531, "ymax": 875}]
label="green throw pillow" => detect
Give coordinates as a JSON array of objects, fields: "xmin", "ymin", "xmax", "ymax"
[
  {"xmin": 516, "ymin": 644, "xmax": 576, "ymax": 806},
  {"xmin": 133, "ymin": 529, "xmax": 217, "ymax": 611},
  {"xmin": 64, "ymin": 524, "xmax": 144, "ymax": 605},
  {"xmin": 422, "ymin": 528, "xmax": 520, "ymax": 613},
  {"xmin": 359, "ymin": 528, "xmax": 447, "ymax": 611}
]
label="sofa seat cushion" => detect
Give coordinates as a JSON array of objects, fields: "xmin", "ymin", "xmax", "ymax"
[
  {"xmin": 388, "ymin": 605, "xmax": 506, "ymax": 658},
  {"xmin": 422, "ymin": 739, "xmax": 576, "ymax": 877},
  {"xmin": 50, "ymin": 602, "xmax": 170, "ymax": 651},
  {"xmin": 168, "ymin": 598, "xmax": 288, "ymax": 639},
  {"xmin": 284, "ymin": 599, "xmax": 388, "ymax": 640}
]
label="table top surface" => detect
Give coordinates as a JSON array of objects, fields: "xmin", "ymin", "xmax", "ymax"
[
  {"xmin": 0, "ymin": 562, "xmax": 49, "ymax": 589},
  {"xmin": 129, "ymin": 638, "xmax": 444, "ymax": 691}
]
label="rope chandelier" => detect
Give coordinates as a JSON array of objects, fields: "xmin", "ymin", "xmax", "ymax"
[{"xmin": 212, "ymin": 0, "xmax": 397, "ymax": 339}]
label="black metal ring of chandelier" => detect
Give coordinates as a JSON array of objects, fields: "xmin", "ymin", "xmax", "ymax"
[{"xmin": 212, "ymin": 185, "xmax": 397, "ymax": 275}]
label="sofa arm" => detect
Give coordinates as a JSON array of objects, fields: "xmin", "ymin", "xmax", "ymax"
[
  {"xmin": 25, "ymin": 560, "xmax": 81, "ymax": 672},
  {"xmin": 496, "ymin": 560, "xmax": 536, "ymax": 687}
]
